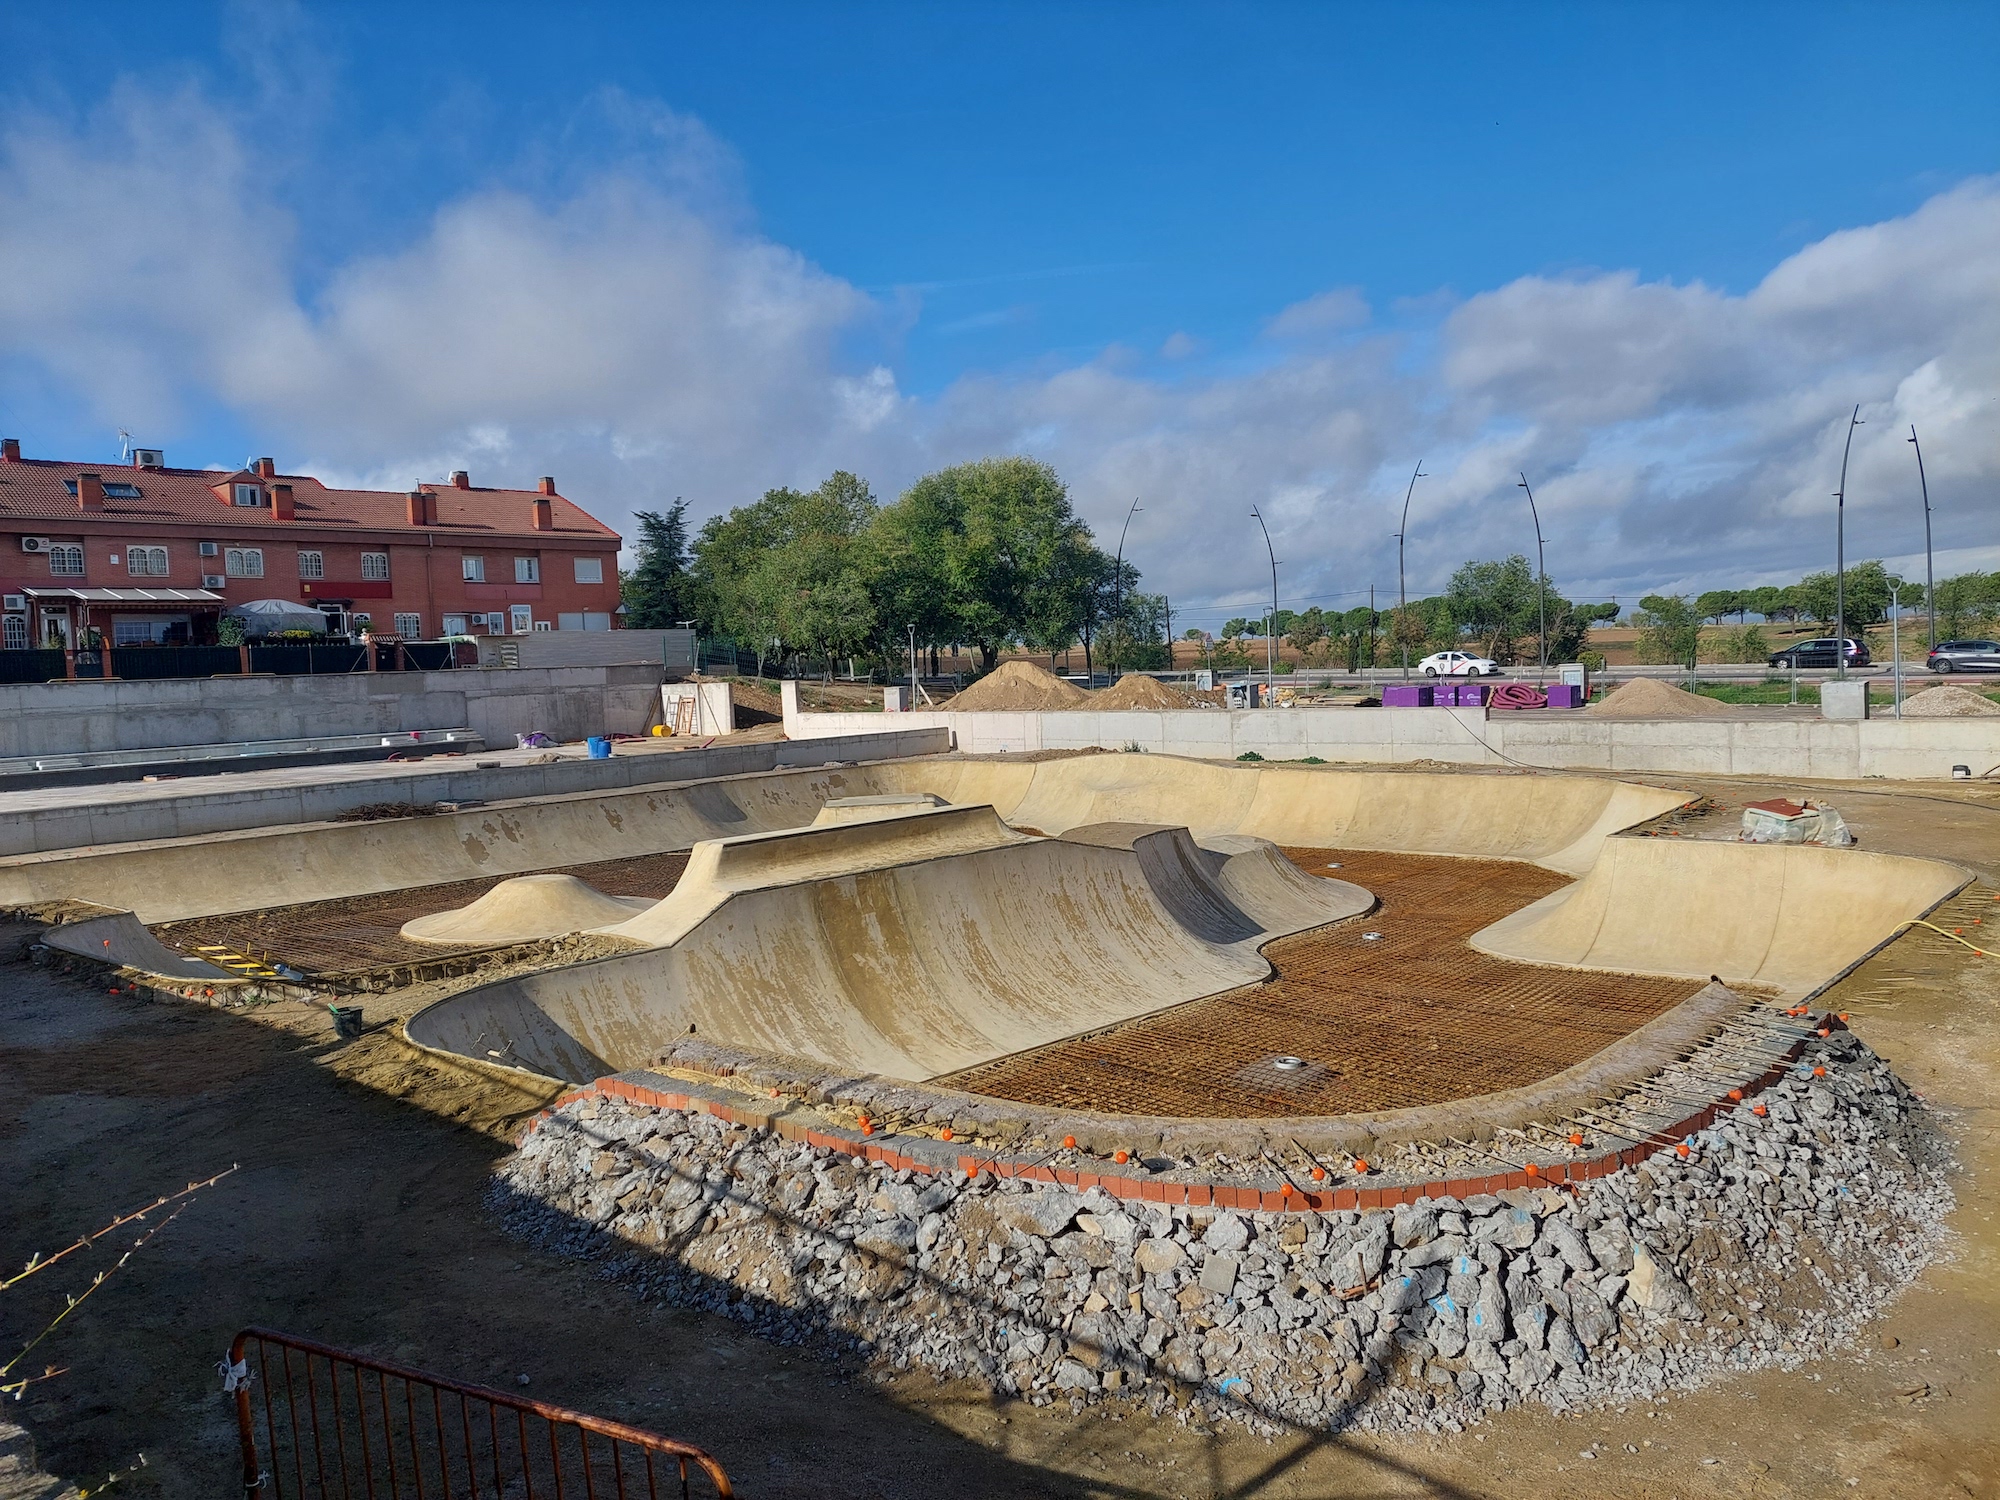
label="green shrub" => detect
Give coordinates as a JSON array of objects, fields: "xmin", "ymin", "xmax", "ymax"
[{"xmin": 1236, "ymin": 751, "xmax": 1264, "ymax": 762}]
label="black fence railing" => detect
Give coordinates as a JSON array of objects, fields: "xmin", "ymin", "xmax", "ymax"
[
  {"xmin": 0, "ymin": 640, "xmax": 474, "ymax": 683},
  {"xmin": 0, "ymin": 648, "xmax": 67, "ymax": 684}
]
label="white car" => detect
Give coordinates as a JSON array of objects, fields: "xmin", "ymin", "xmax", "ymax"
[{"xmin": 1417, "ymin": 650, "xmax": 1498, "ymax": 677}]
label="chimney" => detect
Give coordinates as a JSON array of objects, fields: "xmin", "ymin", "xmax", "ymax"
[
  {"xmin": 451, "ymin": 469, "xmax": 470, "ymax": 488},
  {"xmin": 77, "ymin": 472, "xmax": 105, "ymax": 511},
  {"xmin": 272, "ymin": 482, "xmax": 295, "ymax": 521},
  {"xmin": 538, "ymin": 476, "xmax": 556, "ymax": 496},
  {"xmin": 407, "ymin": 488, "xmax": 429, "ymax": 526},
  {"xmin": 255, "ymin": 457, "xmax": 276, "ymax": 478},
  {"xmin": 531, "ymin": 496, "xmax": 554, "ymax": 532},
  {"xmin": 0, "ymin": 438, "xmax": 19, "ymax": 462}
]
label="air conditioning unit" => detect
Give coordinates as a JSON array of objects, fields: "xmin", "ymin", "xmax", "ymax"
[
  {"xmin": 132, "ymin": 448, "xmax": 164, "ymax": 469},
  {"xmin": 199, "ymin": 541, "xmax": 220, "ymax": 557},
  {"xmin": 202, "ymin": 575, "xmax": 227, "ymax": 589},
  {"xmin": 3, "ymin": 595, "xmax": 23, "ymax": 612},
  {"xmin": 19, "ymin": 537, "xmax": 48, "ymax": 553}
]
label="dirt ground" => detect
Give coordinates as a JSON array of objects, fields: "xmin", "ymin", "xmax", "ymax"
[{"xmin": 1, "ymin": 771, "xmax": 1997, "ymax": 1498}]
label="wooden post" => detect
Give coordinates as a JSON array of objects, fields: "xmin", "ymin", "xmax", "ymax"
[{"xmin": 238, "ymin": 643, "xmax": 251, "ymax": 675}]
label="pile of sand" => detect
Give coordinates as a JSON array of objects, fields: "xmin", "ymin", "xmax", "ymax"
[
  {"xmin": 1090, "ymin": 674, "xmax": 1192, "ymax": 709},
  {"xmin": 1587, "ymin": 677, "xmax": 1736, "ymax": 717},
  {"xmin": 1899, "ymin": 684, "xmax": 2000, "ymax": 717},
  {"xmin": 948, "ymin": 660, "xmax": 1092, "ymax": 711}
]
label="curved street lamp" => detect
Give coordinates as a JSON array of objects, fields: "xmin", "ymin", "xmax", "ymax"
[
  {"xmin": 1394, "ymin": 461, "xmax": 1426, "ymax": 681},
  {"xmin": 1517, "ymin": 473, "xmax": 1548, "ymax": 680},
  {"xmin": 1111, "ymin": 496, "xmax": 1142, "ymax": 678},
  {"xmin": 1833, "ymin": 405, "xmax": 1864, "ymax": 681},
  {"xmin": 1250, "ymin": 506, "xmax": 1279, "ymax": 682},
  {"xmin": 1909, "ymin": 425, "xmax": 1935, "ymax": 650}
]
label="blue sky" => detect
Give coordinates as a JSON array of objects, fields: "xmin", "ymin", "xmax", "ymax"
[{"xmin": 2, "ymin": 2, "xmax": 1997, "ymax": 622}]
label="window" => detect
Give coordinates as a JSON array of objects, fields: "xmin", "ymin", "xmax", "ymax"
[
  {"xmin": 513, "ymin": 556, "xmax": 540, "ymax": 584},
  {"xmin": 393, "ymin": 613, "xmax": 422, "ymax": 638},
  {"xmin": 532, "ymin": 620, "xmax": 553, "ymax": 632},
  {"xmin": 298, "ymin": 550, "xmax": 324, "ymax": 580},
  {"xmin": 361, "ymin": 552, "xmax": 389, "ymax": 581},
  {"xmin": 225, "ymin": 547, "xmax": 264, "ymax": 578},
  {"xmin": 509, "ymin": 605, "xmax": 533, "ymax": 634},
  {"xmin": 442, "ymin": 614, "xmax": 467, "ymax": 636},
  {"xmin": 232, "ymin": 484, "xmax": 264, "ymax": 507},
  {"xmin": 2, "ymin": 615, "xmax": 25, "ymax": 651},
  {"xmin": 125, "ymin": 546, "xmax": 168, "ymax": 577},
  {"xmin": 113, "ymin": 620, "xmax": 156, "ymax": 646},
  {"xmin": 63, "ymin": 480, "xmax": 141, "ymax": 499},
  {"xmin": 48, "ymin": 545, "xmax": 84, "ymax": 577},
  {"xmin": 461, "ymin": 555, "xmax": 485, "ymax": 582},
  {"xmin": 573, "ymin": 556, "xmax": 604, "ymax": 585}
]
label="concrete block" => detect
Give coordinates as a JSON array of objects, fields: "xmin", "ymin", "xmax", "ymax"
[{"xmin": 1819, "ymin": 681, "xmax": 1869, "ymax": 720}]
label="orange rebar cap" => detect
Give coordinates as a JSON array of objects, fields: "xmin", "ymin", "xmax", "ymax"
[
  {"xmin": 1113, "ymin": 1149, "xmax": 1129, "ymax": 1165},
  {"xmin": 1310, "ymin": 1166, "xmax": 1327, "ymax": 1181},
  {"xmin": 1062, "ymin": 1135, "xmax": 1077, "ymax": 1149}
]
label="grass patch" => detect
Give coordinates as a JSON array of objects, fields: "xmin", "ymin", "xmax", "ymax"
[{"xmin": 1686, "ymin": 678, "xmax": 2000, "ymax": 706}]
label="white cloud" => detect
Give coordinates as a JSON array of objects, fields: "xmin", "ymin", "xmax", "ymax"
[{"xmin": 2, "ymin": 76, "xmax": 1997, "ymax": 613}]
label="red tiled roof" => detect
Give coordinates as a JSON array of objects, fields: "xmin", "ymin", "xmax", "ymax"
[{"xmin": 0, "ymin": 457, "xmax": 620, "ymax": 543}]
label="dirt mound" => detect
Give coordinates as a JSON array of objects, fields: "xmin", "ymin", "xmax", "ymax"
[
  {"xmin": 1900, "ymin": 684, "xmax": 2000, "ymax": 717},
  {"xmin": 1090, "ymin": 674, "xmax": 1192, "ymax": 709},
  {"xmin": 1588, "ymin": 677, "xmax": 1735, "ymax": 717},
  {"xmin": 947, "ymin": 660, "xmax": 1091, "ymax": 711}
]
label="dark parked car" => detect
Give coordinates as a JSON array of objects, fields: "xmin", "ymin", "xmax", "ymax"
[
  {"xmin": 1927, "ymin": 639, "xmax": 2000, "ymax": 673},
  {"xmin": 1768, "ymin": 638, "xmax": 1871, "ymax": 669}
]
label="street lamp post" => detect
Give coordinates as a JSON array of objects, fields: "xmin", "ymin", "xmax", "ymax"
[
  {"xmin": 1834, "ymin": 405, "xmax": 1863, "ymax": 682},
  {"xmin": 1516, "ymin": 473, "xmax": 1549, "ymax": 681},
  {"xmin": 1909, "ymin": 425, "xmax": 1935, "ymax": 650},
  {"xmin": 1112, "ymin": 496, "xmax": 1142, "ymax": 679},
  {"xmin": 907, "ymin": 622, "xmax": 917, "ymax": 704},
  {"xmin": 1250, "ymin": 507, "xmax": 1279, "ymax": 684},
  {"xmin": 1394, "ymin": 461, "xmax": 1426, "ymax": 682}
]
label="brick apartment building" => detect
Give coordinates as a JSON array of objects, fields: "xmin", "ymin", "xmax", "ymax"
[{"xmin": 0, "ymin": 438, "xmax": 623, "ymax": 650}]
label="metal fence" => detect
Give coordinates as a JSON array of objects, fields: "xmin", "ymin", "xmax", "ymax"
[
  {"xmin": 0, "ymin": 641, "xmax": 470, "ymax": 683},
  {"xmin": 228, "ymin": 1327, "xmax": 732, "ymax": 1500}
]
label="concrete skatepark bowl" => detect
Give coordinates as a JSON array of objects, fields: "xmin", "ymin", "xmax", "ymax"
[{"xmin": 16, "ymin": 750, "xmax": 1961, "ymax": 1136}]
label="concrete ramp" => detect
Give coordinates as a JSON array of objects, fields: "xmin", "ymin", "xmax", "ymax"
[
  {"xmin": 400, "ymin": 874, "xmax": 654, "ymax": 946},
  {"xmin": 1471, "ymin": 837, "xmax": 1967, "ymax": 996},
  {"xmin": 42, "ymin": 911, "xmax": 234, "ymax": 981},
  {"xmin": 871, "ymin": 755, "xmax": 1690, "ymax": 875},
  {"xmin": 408, "ymin": 817, "xmax": 1371, "ymax": 1084}
]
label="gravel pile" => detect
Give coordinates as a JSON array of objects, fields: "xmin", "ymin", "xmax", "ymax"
[{"xmin": 492, "ymin": 1029, "xmax": 1949, "ymax": 1436}]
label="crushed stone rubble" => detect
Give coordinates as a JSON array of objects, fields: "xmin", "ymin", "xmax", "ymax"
[{"xmin": 490, "ymin": 1029, "xmax": 1951, "ymax": 1436}]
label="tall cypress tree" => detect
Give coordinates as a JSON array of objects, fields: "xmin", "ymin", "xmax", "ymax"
[{"xmin": 620, "ymin": 501, "xmax": 691, "ymax": 629}]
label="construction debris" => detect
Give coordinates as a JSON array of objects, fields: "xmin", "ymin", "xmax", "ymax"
[
  {"xmin": 1587, "ymin": 679, "xmax": 1736, "ymax": 717},
  {"xmin": 1898, "ymin": 684, "xmax": 2000, "ymax": 717},
  {"xmin": 496, "ymin": 1027, "xmax": 1946, "ymax": 1437},
  {"xmin": 948, "ymin": 661, "xmax": 1092, "ymax": 712}
]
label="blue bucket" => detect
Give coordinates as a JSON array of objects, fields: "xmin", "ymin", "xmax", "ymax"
[{"xmin": 586, "ymin": 736, "xmax": 612, "ymax": 759}]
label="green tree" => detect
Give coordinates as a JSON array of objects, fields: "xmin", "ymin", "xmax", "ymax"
[
  {"xmin": 1632, "ymin": 593, "xmax": 1702, "ymax": 666},
  {"xmin": 1221, "ymin": 618, "xmax": 1251, "ymax": 641},
  {"xmin": 1794, "ymin": 562, "xmax": 1897, "ymax": 636},
  {"xmin": 620, "ymin": 501, "xmax": 692, "ymax": 629},
  {"xmin": 691, "ymin": 473, "xmax": 877, "ymax": 673},
  {"xmin": 871, "ymin": 456, "xmax": 1090, "ymax": 673},
  {"xmin": 1934, "ymin": 571, "xmax": 2000, "ymax": 637},
  {"xmin": 1337, "ymin": 605, "xmax": 1380, "ymax": 671},
  {"xmin": 1285, "ymin": 606, "xmax": 1328, "ymax": 664},
  {"xmin": 1695, "ymin": 589, "xmax": 1742, "ymax": 624},
  {"xmin": 1445, "ymin": 555, "xmax": 1587, "ymax": 665}
]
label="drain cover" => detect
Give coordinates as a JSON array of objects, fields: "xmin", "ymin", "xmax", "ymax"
[{"xmin": 1234, "ymin": 1053, "xmax": 1331, "ymax": 1089}]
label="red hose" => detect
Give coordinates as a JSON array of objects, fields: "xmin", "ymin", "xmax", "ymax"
[{"xmin": 1487, "ymin": 681, "xmax": 1548, "ymax": 709}]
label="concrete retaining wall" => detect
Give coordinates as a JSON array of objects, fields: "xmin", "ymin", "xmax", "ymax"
[
  {"xmin": 784, "ymin": 690, "xmax": 2000, "ymax": 780},
  {"xmin": 0, "ymin": 665, "xmax": 669, "ymax": 758},
  {"xmin": 0, "ymin": 725, "xmax": 952, "ymax": 861}
]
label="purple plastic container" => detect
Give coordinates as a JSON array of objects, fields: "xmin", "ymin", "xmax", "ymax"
[
  {"xmin": 1382, "ymin": 685, "xmax": 1433, "ymax": 707},
  {"xmin": 1456, "ymin": 682, "xmax": 1491, "ymax": 707},
  {"xmin": 1545, "ymin": 683, "xmax": 1580, "ymax": 709}
]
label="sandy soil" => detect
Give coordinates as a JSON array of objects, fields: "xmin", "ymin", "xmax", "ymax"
[{"xmin": 1, "ymin": 773, "xmax": 1996, "ymax": 1498}]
